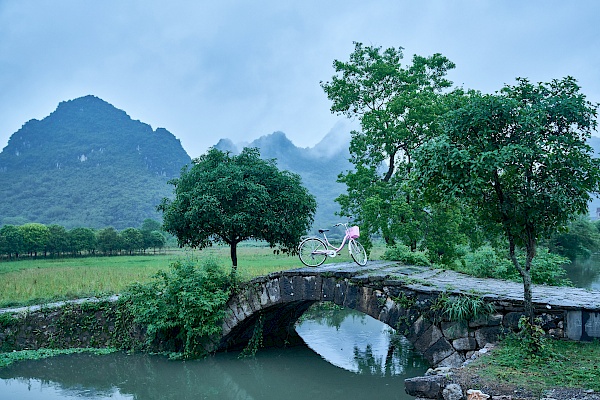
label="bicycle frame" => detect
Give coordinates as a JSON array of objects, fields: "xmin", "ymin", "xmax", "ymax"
[
  {"xmin": 313, "ymin": 224, "xmax": 354, "ymax": 256},
  {"xmin": 320, "ymin": 232, "xmax": 350, "ymax": 255}
]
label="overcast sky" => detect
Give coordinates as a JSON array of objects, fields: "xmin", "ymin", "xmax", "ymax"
[{"xmin": 1, "ymin": 1, "xmax": 598, "ymax": 158}]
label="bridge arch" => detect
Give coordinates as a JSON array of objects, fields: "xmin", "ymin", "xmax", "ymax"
[
  {"xmin": 218, "ymin": 267, "xmax": 467, "ymax": 368},
  {"xmin": 215, "ymin": 261, "xmax": 600, "ymax": 368}
]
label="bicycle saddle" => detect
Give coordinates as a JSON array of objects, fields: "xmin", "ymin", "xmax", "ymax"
[{"xmin": 318, "ymin": 229, "xmax": 330, "ymax": 234}]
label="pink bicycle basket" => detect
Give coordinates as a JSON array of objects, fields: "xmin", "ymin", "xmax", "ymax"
[{"xmin": 347, "ymin": 226, "xmax": 360, "ymax": 239}]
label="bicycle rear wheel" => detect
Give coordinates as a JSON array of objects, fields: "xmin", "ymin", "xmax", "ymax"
[
  {"xmin": 349, "ymin": 239, "xmax": 367, "ymax": 266},
  {"xmin": 298, "ymin": 238, "xmax": 327, "ymax": 267}
]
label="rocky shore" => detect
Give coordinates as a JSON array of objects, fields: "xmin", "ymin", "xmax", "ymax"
[{"xmin": 405, "ymin": 345, "xmax": 600, "ymax": 400}]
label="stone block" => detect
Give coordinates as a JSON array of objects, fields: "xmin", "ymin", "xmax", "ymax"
[
  {"xmin": 258, "ymin": 284, "xmax": 270, "ymax": 307},
  {"xmin": 569, "ymin": 310, "xmax": 600, "ymax": 341},
  {"xmin": 441, "ymin": 321, "xmax": 468, "ymax": 340},
  {"xmin": 265, "ymin": 279, "xmax": 281, "ymax": 304},
  {"xmin": 452, "ymin": 337, "xmax": 477, "ymax": 351},
  {"xmin": 333, "ymin": 281, "xmax": 348, "ymax": 305},
  {"xmin": 378, "ymin": 297, "xmax": 396, "ymax": 326},
  {"xmin": 469, "ymin": 314, "xmax": 502, "ymax": 328},
  {"xmin": 343, "ymin": 283, "xmax": 359, "ymax": 309},
  {"xmin": 407, "ymin": 316, "xmax": 432, "ymax": 344},
  {"xmin": 475, "ymin": 326, "xmax": 502, "ymax": 347},
  {"xmin": 424, "ymin": 337, "xmax": 456, "ymax": 366},
  {"xmin": 437, "ymin": 351, "xmax": 465, "ymax": 368},
  {"xmin": 405, "ymin": 375, "xmax": 448, "ymax": 399},
  {"xmin": 443, "ymin": 383, "xmax": 464, "ymax": 400},
  {"xmin": 320, "ymin": 277, "xmax": 336, "ymax": 302},
  {"xmin": 279, "ymin": 276, "xmax": 296, "ymax": 302},
  {"xmin": 502, "ymin": 311, "xmax": 526, "ymax": 329},
  {"xmin": 414, "ymin": 324, "xmax": 443, "ymax": 353},
  {"xmin": 356, "ymin": 286, "xmax": 373, "ymax": 314},
  {"xmin": 300, "ymin": 276, "xmax": 321, "ymax": 300}
]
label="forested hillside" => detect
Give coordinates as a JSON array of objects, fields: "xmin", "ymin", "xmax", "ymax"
[
  {"xmin": 0, "ymin": 96, "xmax": 191, "ymax": 229},
  {"xmin": 214, "ymin": 129, "xmax": 352, "ymax": 229}
]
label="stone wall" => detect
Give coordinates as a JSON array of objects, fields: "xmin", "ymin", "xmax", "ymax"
[{"xmin": 0, "ymin": 301, "xmax": 145, "ymax": 352}]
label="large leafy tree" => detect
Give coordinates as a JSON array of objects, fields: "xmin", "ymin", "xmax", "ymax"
[
  {"xmin": 19, "ymin": 223, "xmax": 50, "ymax": 257},
  {"xmin": 0, "ymin": 225, "xmax": 23, "ymax": 259},
  {"xmin": 321, "ymin": 42, "xmax": 455, "ymax": 250},
  {"xmin": 415, "ymin": 77, "xmax": 600, "ymax": 322},
  {"xmin": 159, "ymin": 147, "xmax": 317, "ymax": 273},
  {"xmin": 68, "ymin": 227, "xmax": 97, "ymax": 255},
  {"xmin": 96, "ymin": 227, "xmax": 120, "ymax": 255},
  {"xmin": 46, "ymin": 224, "xmax": 69, "ymax": 257}
]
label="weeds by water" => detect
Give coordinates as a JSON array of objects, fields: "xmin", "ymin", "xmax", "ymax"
[{"xmin": 0, "ymin": 348, "xmax": 117, "ymax": 368}]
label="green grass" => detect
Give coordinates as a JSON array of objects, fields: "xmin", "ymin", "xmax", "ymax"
[
  {"xmin": 0, "ymin": 242, "xmax": 380, "ymax": 308},
  {"xmin": 468, "ymin": 338, "xmax": 600, "ymax": 392}
]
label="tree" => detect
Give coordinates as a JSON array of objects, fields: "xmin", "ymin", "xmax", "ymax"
[
  {"xmin": 147, "ymin": 230, "xmax": 166, "ymax": 254},
  {"xmin": 141, "ymin": 218, "xmax": 162, "ymax": 233},
  {"xmin": 19, "ymin": 223, "xmax": 50, "ymax": 257},
  {"xmin": 96, "ymin": 227, "xmax": 120, "ymax": 255},
  {"xmin": 68, "ymin": 227, "xmax": 97, "ymax": 255},
  {"xmin": 321, "ymin": 42, "xmax": 455, "ymax": 250},
  {"xmin": 546, "ymin": 217, "xmax": 600, "ymax": 260},
  {"xmin": 415, "ymin": 77, "xmax": 600, "ymax": 323},
  {"xmin": 120, "ymin": 227, "xmax": 144, "ymax": 255},
  {"xmin": 46, "ymin": 224, "xmax": 69, "ymax": 257},
  {"xmin": 159, "ymin": 147, "xmax": 317, "ymax": 273},
  {"xmin": 0, "ymin": 225, "xmax": 23, "ymax": 259}
]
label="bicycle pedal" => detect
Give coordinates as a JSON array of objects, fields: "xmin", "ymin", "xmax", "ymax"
[{"xmin": 327, "ymin": 250, "xmax": 337, "ymax": 257}]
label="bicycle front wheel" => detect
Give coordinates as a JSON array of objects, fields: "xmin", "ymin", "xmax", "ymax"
[
  {"xmin": 349, "ymin": 239, "xmax": 367, "ymax": 266},
  {"xmin": 298, "ymin": 238, "xmax": 327, "ymax": 267}
]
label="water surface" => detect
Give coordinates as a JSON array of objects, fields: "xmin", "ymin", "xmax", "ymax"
[{"xmin": 0, "ymin": 306, "xmax": 428, "ymax": 400}]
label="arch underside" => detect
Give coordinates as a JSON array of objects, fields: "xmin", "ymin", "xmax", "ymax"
[{"xmin": 218, "ymin": 274, "xmax": 468, "ymax": 367}]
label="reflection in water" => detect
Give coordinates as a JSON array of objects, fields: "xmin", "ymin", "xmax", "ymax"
[
  {"xmin": 565, "ymin": 255, "xmax": 600, "ymax": 290},
  {"xmin": 0, "ymin": 304, "xmax": 428, "ymax": 400},
  {"xmin": 296, "ymin": 305, "xmax": 422, "ymax": 376}
]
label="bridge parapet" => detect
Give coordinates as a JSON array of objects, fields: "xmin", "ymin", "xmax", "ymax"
[{"xmin": 221, "ymin": 261, "xmax": 600, "ymax": 367}]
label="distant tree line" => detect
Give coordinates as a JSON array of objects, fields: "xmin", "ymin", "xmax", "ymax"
[{"xmin": 0, "ymin": 219, "xmax": 168, "ymax": 260}]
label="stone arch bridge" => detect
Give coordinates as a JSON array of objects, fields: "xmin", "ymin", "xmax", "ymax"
[{"xmin": 218, "ymin": 261, "xmax": 600, "ymax": 368}]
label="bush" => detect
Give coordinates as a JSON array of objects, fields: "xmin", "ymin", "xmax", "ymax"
[
  {"xmin": 382, "ymin": 244, "xmax": 430, "ymax": 266},
  {"xmin": 122, "ymin": 258, "xmax": 232, "ymax": 358},
  {"xmin": 452, "ymin": 245, "xmax": 571, "ymax": 286},
  {"xmin": 457, "ymin": 245, "xmax": 516, "ymax": 280}
]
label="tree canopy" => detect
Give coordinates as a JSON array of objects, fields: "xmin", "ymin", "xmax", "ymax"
[
  {"xmin": 414, "ymin": 77, "xmax": 600, "ymax": 321},
  {"xmin": 321, "ymin": 42, "xmax": 456, "ymax": 250},
  {"xmin": 158, "ymin": 147, "xmax": 317, "ymax": 272}
]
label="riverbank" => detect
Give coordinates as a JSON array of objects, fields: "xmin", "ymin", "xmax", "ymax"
[{"xmin": 406, "ymin": 339, "xmax": 600, "ymax": 399}]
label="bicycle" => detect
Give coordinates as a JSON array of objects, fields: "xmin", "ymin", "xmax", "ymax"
[{"xmin": 298, "ymin": 223, "xmax": 368, "ymax": 267}]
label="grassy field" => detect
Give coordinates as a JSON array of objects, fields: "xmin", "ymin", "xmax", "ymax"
[{"xmin": 0, "ymin": 242, "xmax": 384, "ymax": 308}]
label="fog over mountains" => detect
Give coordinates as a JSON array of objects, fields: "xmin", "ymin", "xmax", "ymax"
[
  {"xmin": 0, "ymin": 96, "xmax": 351, "ymax": 230},
  {"xmin": 214, "ymin": 124, "xmax": 353, "ymax": 229},
  {"xmin": 1, "ymin": 95, "xmax": 598, "ymax": 231}
]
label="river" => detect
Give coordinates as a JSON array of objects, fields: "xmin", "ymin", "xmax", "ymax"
[
  {"xmin": 3, "ymin": 259, "xmax": 598, "ymax": 400},
  {"xmin": 0, "ymin": 305, "xmax": 428, "ymax": 400}
]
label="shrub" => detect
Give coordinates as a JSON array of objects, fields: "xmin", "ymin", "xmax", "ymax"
[
  {"xmin": 453, "ymin": 245, "xmax": 571, "ymax": 286},
  {"xmin": 382, "ymin": 244, "xmax": 430, "ymax": 266},
  {"xmin": 121, "ymin": 258, "xmax": 232, "ymax": 358}
]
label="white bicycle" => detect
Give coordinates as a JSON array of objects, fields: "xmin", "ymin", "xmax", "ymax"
[{"xmin": 298, "ymin": 223, "xmax": 367, "ymax": 267}]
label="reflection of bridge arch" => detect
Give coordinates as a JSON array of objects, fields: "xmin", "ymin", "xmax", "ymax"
[{"xmin": 216, "ymin": 261, "xmax": 600, "ymax": 368}]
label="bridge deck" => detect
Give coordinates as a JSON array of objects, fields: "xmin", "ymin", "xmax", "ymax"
[{"xmin": 290, "ymin": 260, "xmax": 600, "ymax": 311}]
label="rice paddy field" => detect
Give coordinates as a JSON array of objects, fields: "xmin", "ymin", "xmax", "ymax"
[{"xmin": 0, "ymin": 243, "xmax": 385, "ymax": 308}]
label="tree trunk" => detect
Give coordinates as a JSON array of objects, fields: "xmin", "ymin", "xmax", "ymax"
[
  {"xmin": 507, "ymin": 236, "xmax": 536, "ymax": 324},
  {"xmin": 230, "ymin": 241, "xmax": 238, "ymax": 277}
]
